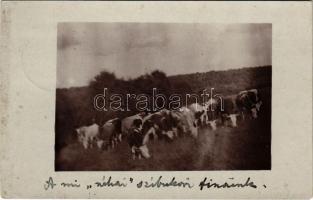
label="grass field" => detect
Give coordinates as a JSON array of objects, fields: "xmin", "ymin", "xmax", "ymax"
[{"xmin": 55, "ymin": 86, "xmax": 271, "ymax": 171}]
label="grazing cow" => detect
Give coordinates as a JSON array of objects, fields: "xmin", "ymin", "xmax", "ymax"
[
  {"xmin": 236, "ymin": 89, "xmax": 262, "ymax": 119},
  {"xmin": 121, "ymin": 112, "xmax": 145, "ymax": 138},
  {"xmin": 219, "ymin": 96, "xmax": 239, "ymax": 127},
  {"xmin": 188, "ymin": 103, "xmax": 206, "ymax": 127},
  {"xmin": 127, "ymin": 119, "xmax": 151, "ymax": 160},
  {"xmin": 99, "ymin": 118, "xmax": 122, "ymax": 149},
  {"xmin": 142, "ymin": 109, "xmax": 178, "ymax": 141},
  {"xmin": 76, "ymin": 123, "xmax": 100, "ymax": 149}
]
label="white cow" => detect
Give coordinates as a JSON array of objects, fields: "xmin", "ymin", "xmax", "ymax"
[{"xmin": 76, "ymin": 123, "xmax": 100, "ymax": 149}]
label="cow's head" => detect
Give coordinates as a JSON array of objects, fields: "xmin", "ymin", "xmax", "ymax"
[
  {"xmin": 75, "ymin": 128, "xmax": 84, "ymax": 141},
  {"xmin": 226, "ymin": 114, "xmax": 239, "ymax": 127},
  {"xmin": 256, "ymin": 101, "xmax": 262, "ymax": 111},
  {"xmin": 164, "ymin": 130, "xmax": 174, "ymax": 140}
]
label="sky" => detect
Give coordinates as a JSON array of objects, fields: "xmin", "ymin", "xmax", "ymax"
[{"xmin": 57, "ymin": 23, "xmax": 271, "ymax": 88}]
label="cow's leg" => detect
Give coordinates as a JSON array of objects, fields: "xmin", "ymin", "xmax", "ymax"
[
  {"xmin": 92, "ymin": 137, "xmax": 97, "ymax": 148},
  {"xmin": 131, "ymin": 147, "xmax": 134, "ymax": 159},
  {"xmin": 203, "ymin": 114, "xmax": 207, "ymax": 127},
  {"xmin": 153, "ymin": 130, "xmax": 158, "ymax": 140},
  {"xmin": 112, "ymin": 138, "xmax": 116, "ymax": 148},
  {"xmin": 97, "ymin": 140, "xmax": 103, "ymax": 150},
  {"xmin": 177, "ymin": 124, "xmax": 185, "ymax": 137},
  {"xmin": 172, "ymin": 127, "xmax": 178, "ymax": 137},
  {"xmin": 113, "ymin": 137, "xmax": 117, "ymax": 147},
  {"xmin": 83, "ymin": 139, "xmax": 88, "ymax": 149},
  {"xmin": 205, "ymin": 117, "xmax": 208, "ymax": 125},
  {"xmin": 111, "ymin": 139, "xmax": 114, "ymax": 149},
  {"xmin": 221, "ymin": 115, "xmax": 225, "ymax": 126},
  {"xmin": 111, "ymin": 140, "xmax": 115, "ymax": 149},
  {"xmin": 87, "ymin": 138, "xmax": 91, "ymax": 148},
  {"xmin": 115, "ymin": 137, "xmax": 119, "ymax": 145},
  {"xmin": 222, "ymin": 114, "xmax": 229, "ymax": 127},
  {"xmin": 106, "ymin": 142, "xmax": 111, "ymax": 151},
  {"xmin": 90, "ymin": 136, "xmax": 95, "ymax": 148},
  {"xmin": 113, "ymin": 136, "xmax": 117, "ymax": 148},
  {"xmin": 190, "ymin": 126, "xmax": 198, "ymax": 138},
  {"xmin": 203, "ymin": 115, "xmax": 206, "ymax": 126},
  {"xmin": 91, "ymin": 136, "xmax": 97, "ymax": 148}
]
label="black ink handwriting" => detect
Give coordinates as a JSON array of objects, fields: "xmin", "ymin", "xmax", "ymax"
[{"xmin": 199, "ymin": 177, "xmax": 257, "ymax": 190}]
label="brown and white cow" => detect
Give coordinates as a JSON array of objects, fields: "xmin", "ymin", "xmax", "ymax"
[
  {"xmin": 219, "ymin": 95, "xmax": 240, "ymax": 127},
  {"xmin": 236, "ymin": 89, "xmax": 262, "ymax": 119},
  {"xmin": 121, "ymin": 112, "xmax": 146, "ymax": 138},
  {"xmin": 141, "ymin": 109, "xmax": 179, "ymax": 142},
  {"xmin": 99, "ymin": 118, "xmax": 122, "ymax": 149}
]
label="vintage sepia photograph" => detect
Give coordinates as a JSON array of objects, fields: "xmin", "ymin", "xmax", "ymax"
[{"xmin": 55, "ymin": 23, "xmax": 272, "ymax": 171}]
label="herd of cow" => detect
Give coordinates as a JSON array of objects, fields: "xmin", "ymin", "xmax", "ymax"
[{"xmin": 75, "ymin": 89, "xmax": 263, "ymax": 160}]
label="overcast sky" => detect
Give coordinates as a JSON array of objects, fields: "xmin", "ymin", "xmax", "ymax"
[{"xmin": 57, "ymin": 23, "xmax": 271, "ymax": 88}]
